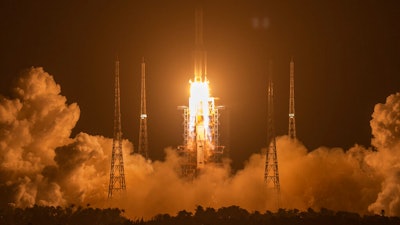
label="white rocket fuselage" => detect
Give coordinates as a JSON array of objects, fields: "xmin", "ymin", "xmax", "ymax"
[
  {"xmin": 183, "ymin": 8, "xmax": 221, "ymax": 171},
  {"xmin": 188, "ymin": 80, "xmax": 211, "ymax": 168}
]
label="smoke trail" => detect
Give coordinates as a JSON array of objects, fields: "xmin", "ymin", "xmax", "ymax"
[{"xmin": 1, "ymin": 67, "xmax": 400, "ymax": 219}]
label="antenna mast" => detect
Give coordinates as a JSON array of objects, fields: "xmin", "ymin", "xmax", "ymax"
[
  {"xmin": 265, "ymin": 61, "xmax": 281, "ymax": 208},
  {"xmin": 288, "ymin": 57, "xmax": 296, "ymax": 140},
  {"xmin": 138, "ymin": 57, "xmax": 149, "ymax": 159},
  {"xmin": 108, "ymin": 57, "xmax": 126, "ymax": 198}
]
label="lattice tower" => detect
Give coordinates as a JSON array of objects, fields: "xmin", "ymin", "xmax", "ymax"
[
  {"xmin": 288, "ymin": 57, "xmax": 296, "ymax": 140},
  {"xmin": 138, "ymin": 57, "xmax": 149, "ymax": 159},
  {"xmin": 108, "ymin": 57, "xmax": 126, "ymax": 198},
  {"xmin": 264, "ymin": 61, "xmax": 281, "ymax": 208}
]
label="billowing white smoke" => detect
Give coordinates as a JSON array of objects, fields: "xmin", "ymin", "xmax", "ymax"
[
  {"xmin": 0, "ymin": 67, "xmax": 79, "ymax": 206},
  {"xmin": 1, "ymin": 67, "xmax": 400, "ymax": 219},
  {"xmin": 277, "ymin": 137, "xmax": 381, "ymax": 214},
  {"xmin": 367, "ymin": 93, "xmax": 400, "ymax": 216}
]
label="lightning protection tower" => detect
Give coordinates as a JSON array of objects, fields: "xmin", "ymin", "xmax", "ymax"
[
  {"xmin": 265, "ymin": 61, "xmax": 281, "ymax": 208},
  {"xmin": 108, "ymin": 57, "xmax": 127, "ymax": 198},
  {"xmin": 138, "ymin": 57, "xmax": 149, "ymax": 159},
  {"xmin": 288, "ymin": 57, "xmax": 296, "ymax": 140}
]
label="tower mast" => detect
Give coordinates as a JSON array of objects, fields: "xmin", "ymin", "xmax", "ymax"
[
  {"xmin": 288, "ymin": 57, "xmax": 296, "ymax": 140},
  {"xmin": 265, "ymin": 61, "xmax": 281, "ymax": 208},
  {"xmin": 108, "ymin": 57, "xmax": 126, "ymax": 198},
  {"xmin": 138, "ymin": 57, "xmax": 149, "ymax": 159}
]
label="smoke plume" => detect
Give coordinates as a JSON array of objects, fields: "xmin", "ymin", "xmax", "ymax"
[
  {"xmin": 277, "ymin": 137, "xmax": 381, "ymax": 214},
  {"xmin": 0, "ymin": 67, "xmax": 79, "ymax": 206},
  {"xmin": 367, "ymin": 93, "xmax": 400, "ymax": 215},
  {"xmin": 1, "ymin": 67, "xmax": 400, "ymax": 218}
]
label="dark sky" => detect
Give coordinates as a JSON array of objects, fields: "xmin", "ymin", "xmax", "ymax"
[{"xmin": 1, "ymin": 0, "xmax": 399, "ymax": 170}]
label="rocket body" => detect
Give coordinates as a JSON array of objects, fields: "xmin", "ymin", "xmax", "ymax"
[
  {"xmin": 188, "ymin": 80, "xmax": 212, "ymax": 169},
  {"xmin": 179, "ymin": 8, "xmax": 224, "ymax": 176}
]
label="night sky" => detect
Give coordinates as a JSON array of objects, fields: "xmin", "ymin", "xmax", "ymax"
[{"xmin": 1, "ymin": 0, "xmax": 399, "ymax": 170}]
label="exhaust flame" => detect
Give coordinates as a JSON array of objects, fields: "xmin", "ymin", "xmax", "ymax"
[
  {"xmin": 188, "ymin": 78, "xmax": 213, "ymax": 148},
  {"xmin": 180, "ymin": 75, "xmax": 223, "ymax": 173}
]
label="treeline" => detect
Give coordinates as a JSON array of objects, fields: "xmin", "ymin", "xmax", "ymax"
[
  {"xmin": 142, "ymin": 206, "xmax": 400, "ymax": 225},
  {"xmin": 1, "ymin": 204, "xmax": 400, "ymax": 225},
  {"xmin": 0, "ymin": 204, "xmax": 130, "ymax": 225}
]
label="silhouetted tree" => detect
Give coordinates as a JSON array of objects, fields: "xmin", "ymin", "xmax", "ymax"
[
  {"xmin": 193, "ymin": 205, "xmax": 218, "ymax": 225},
  {"xmin": 217, "ymin": 205, "xmax": 249, "ymax": 225}
]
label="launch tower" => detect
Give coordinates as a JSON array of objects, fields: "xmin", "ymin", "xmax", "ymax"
[
  {"xmin": 288, "ymin": 57, "xmax": 296, "ymax": 140},
  {"xmin": 138, "ymin": 57, "xmax": 149, "ymax": 159},
  {"xmin": 264, "ymin": 62, "xmax": 281, "ymax": 208},
  {"xmin": 108, "ymin": 57, "xmax": 127, "ymax": 198},
  {"xmin": 178, "ymin": 8, "xmax": 224, "ymax": 178}
]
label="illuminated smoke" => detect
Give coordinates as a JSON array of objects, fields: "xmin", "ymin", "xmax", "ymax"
[
  {"xmin": 277, "ymin": 137, "xmax": 381, "ymax": 214},
  {"xmin": 0, "ymin": 67, "xmax": 79, "ymax": 206},
  {"xmin": 52, "ymin": 133, "xmax": 113, "ymax": 205},
  {"xmin": 367, "ymin": 93, "xmax": 400, "ymax": 216},
  {"xmin": 1, "ymin": 67, "xmax": 400, "ymax": 219}
]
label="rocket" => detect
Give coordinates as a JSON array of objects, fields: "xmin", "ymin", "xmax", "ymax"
[
  {"xmin": 193, "ymin": 8, "xmax": 208, "ymax": 168},
  {"xmin": 180, "ymin": 7, "xmax": 223, "ymax": 175}
]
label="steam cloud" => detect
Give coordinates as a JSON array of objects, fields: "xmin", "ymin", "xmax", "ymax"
[
  {"xmin": 367, "ymin": 93, "xmax": 400, "ymax": 215},
  {"xmin": 0, "ymin": 67, "xmax": 399, "ymax": 218}
]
